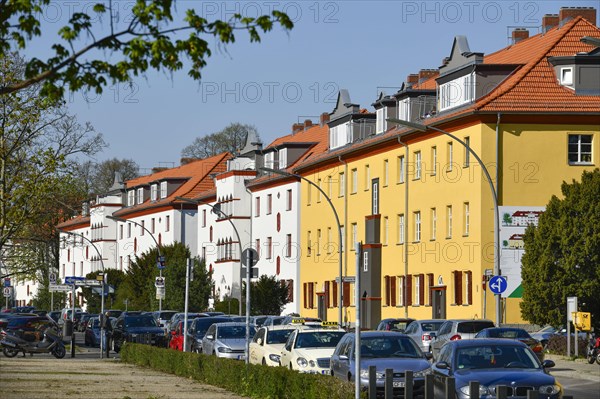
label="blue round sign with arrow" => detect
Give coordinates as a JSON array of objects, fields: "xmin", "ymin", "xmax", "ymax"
[{"xmin": 489, "ymin": 275, "xmax": 507, "ymax": 295}]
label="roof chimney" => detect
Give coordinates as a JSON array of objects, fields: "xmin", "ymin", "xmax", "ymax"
[
  {"xmin": 512, "ymin": 28, "xmax": 529, "ymax": 43},
  {"xmin": 292, "ymin": 123, "xmax": 304, "ymax": 134},
  {"xmin": 406, "ymin": 74, "xmax": 419, "ymax": 86},
  {"xmin": 418, "ymin": 69, "xmax": 438, "ymax": 83},
  {"xmin": 320, "ymin": 112, "xmax": 330, "ymax": 126},
  {"xmin": 559, "ymin": 7, "xmax": 596, "ymax": 26},
  {"xmin": 542, "ymin": 14, "xmax": 559, "ymax": 32},
  {"xmin": 304, "ymin": 119, "xmax": 313, "ymax": 130},
  {"xmin": 152, "ymin": 167, "xmax": 168, "ymax": 174},
  {"xmin": 180, "ymin": 157, "xmax": 196, "ymax": 165}
]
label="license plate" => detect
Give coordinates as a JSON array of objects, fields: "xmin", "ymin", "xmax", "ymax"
[
  {"xmin": 393, "ymin": 381, "xmax": 405, "ymax": 388},
  {"xmin": 238, "ymin": 355, "xmax": 245, "ymax": 360}
]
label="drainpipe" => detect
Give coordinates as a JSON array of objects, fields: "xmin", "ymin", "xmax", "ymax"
[
  {"xmin": 338, "ymin": 155, "xmax": 348, "ymax": 326},
  {"xmin": 397, "ymin": 134, "xmax": 409, "ymax": 318}
]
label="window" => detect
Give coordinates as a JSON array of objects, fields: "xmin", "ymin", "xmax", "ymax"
[
  {"xmin": 165, "ymin": 215, "xmax": 170, "ymax": 232},
  {"xmin": 446, "ymin": 206, "xmax": 452, "ymax": 238},
  {"xmin": 119, "ymin": 224, "xmax": 123, "ymax": 240},
  {"xmin": 140, "ymin": 220, "xmax": 145, "ymax": 236},
  {"xmin": 351, "ymin": 169, "xmax": 358, "ymax": 194},
  {"xmin": 266, "ymin": 237, "xmax": 272, "ymax": 259},
  {"xmin": 267, "ymin": 194, "xmax": 272, "ymax": 215},
  {"xmin": 255, "ymin": 197, "xmax": 260, "ymax": 217},
  {"xmin": 414, "ymin": 211, "xmax": 421, "ymax": 242},
  {"xmin": 414, "ymin": 275, "xmax": 421, "ymax": 306},
  {"xmin": 376, "ymin": 107, "xmax": 387, "ymax": 134},
  {"xmin": 151, "ymin": 218, "xmax": 155, "ymax": 234},
  {"xmin": 317, "ymin": 229, "xmax": 322, "ymax": 256},
  {"xmin": 398, "ymin": 98, "xmax": 411, "ymax": 121},
  {"xmin": 202, "ymin": 209, "xmax": 206, "ymax": 227},
  {"xmin": 431, "ymin": 146, "xmax": 437, "ymax": 175},
  {"xmin": 568, "ymin": 134, "xmax": 593, "ymax": 164},
  {"xmin": 137, "ymin": 188, "xmax": 144, "ymax": 204},
  {"xmin": 339, "ymin": 172, "xmax": 345, "ymax": 197},
  {"xmin": 307, "ymin": 182, "xmax": 312, "ymax": 205},
  {"xmin": 414, "ymin": 151, "xmax": 421, "ymax": 180},
  {"xmin": 286, "ymin": 234, "xmax": 292, "ymax": 257},
  {"xmin": 127, "ymin": 190, "xmax": 135, "ymax": 206},
  {"xmin": 453, "ymin": 271, "xmax": 463, "ymax": 305},
  {"xmin": 447, "ymin": 142, "xmax": 453, "ymax": 172},
  {"xmin": 464, "ymin": 137, "xmax": 470, "ymax": 167},
  {"xmin": 151, "ymin": 185, "xmax": 157, "ymax": 201},
  {"xmin": 364, "ymin": 165, "xmax": 370, "ymax": 190},
  {"xmin": 383, "ymin": 159, "xmax": 389, "ymax": 186},
  {"xmin": 127, "ymin": 223, "xmax": 131, "ymax": 238},
  {"xmin": 316, "ymin": 179, "xmax": 322, "ymax": 203},
  {"xmin": 431, "ymin": 208, "xmax": 437, "ymax": 240},
  {"xmin": 307, "ymin": 231, "xmax": 312, "ymax": 257},
  {"xmin": 561, "ymin": 67, "xmax": 573, "ymax": 85},
  {"xmin": 383, "ymin": 216, "xmax": 389, "ymax": 245},
  {"xmin": 160, "ymin": 182, "xmax": 167, "ymax": 199},
  {"xmin": 397, "ymin": 156, "xmax": 405, "ymax": 183},
  {"xmin": 351, "ymin": 223, "xmax": 358, "ymax": 249},
  {"xmin": 255, "ymin": 239, "xmax": 261, "ymax": 257},
  {"xmin": 398, "ymin": 276, "xmax": 405, "ymax": 307},
  {"xmin": 286, "ymin": 189, "xmax": 292, "ymax": 211},
  {"xmin": 397, "ymin": 214, "xmax": 405, "ymax": 244},
  {"xmin": 327, "ymin": 176, "xmax": 333, "ymax": 198},
  {"xmin": 463, "ymin": 202, "xmax": 470, "ymax": 236}
]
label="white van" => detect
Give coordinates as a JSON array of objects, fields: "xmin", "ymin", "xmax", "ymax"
[{"xmin": 59, "ymin": 307, "xmax": 83, "ymax": 324}]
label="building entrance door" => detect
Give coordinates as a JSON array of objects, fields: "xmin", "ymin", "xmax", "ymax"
[
  {"xmin": 431, "ymin": 287, "xmax": 446, "ymax": 319},
  {"xmin": 317, "ymin": 294, "xmax": 327, "ymax": 321}
]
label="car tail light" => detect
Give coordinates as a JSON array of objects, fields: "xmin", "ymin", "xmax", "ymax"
[
  {"xmin": 532, "ymin": 343, "xmax": 543, "ymax": 352},
  {"xmin": 450, "ymin": 334, "xmax": 462, "ymax": 341},
  {"xmin": 422, "ymin": 334, "xmax": 431, "ymax": 341}
]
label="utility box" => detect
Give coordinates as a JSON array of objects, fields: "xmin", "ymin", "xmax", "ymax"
[
  {"xmin": 63, "ymin": 320, "xmax": 73, "ymax": 337},
  {"xmin": 573, "ymin": 312, "xmax": 591, "ymax": 331}
]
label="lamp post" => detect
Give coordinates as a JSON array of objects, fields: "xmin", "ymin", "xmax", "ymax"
[
  {"xmin": 175, "ymin": 197, "xmax": 244, "ymax": 316},
  {"xmin": 259, "ymin": 167, "xmax": 344, "ymax": 327},
  {"xmin": 57, "ymin": 229, "xmax": 106, "ymax": 359},
  {"xmin": 387, "ymin": 118, "xmax": 502, "ymax": 327},
  {"xmin": 106, "ymin": 215, "xmax": 164, "ymax": 310}
]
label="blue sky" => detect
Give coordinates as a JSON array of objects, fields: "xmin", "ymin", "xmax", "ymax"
[{"xmin": 24, "ymin": 1, "xmax": 599, "ymax": 173}]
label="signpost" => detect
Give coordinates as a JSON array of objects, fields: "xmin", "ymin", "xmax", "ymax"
[
  {"xmin": 241, "ymin": 247, "xmax": 259, "ymax": 365},
  {"xmin": 567, "ymin": 296, "xmax": 578, "ymax": 357}
]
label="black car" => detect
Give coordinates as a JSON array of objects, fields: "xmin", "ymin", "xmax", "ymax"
[{"xmin": 110, "ymin": 314, "xmax": 166, "ymax": 352}]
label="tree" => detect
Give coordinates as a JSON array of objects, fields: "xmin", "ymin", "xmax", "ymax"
[
  {"xmin": 520, "ymin": 169, "xmax": 600, "ymax": 330},
  {"xmin": 114, "ymin": 243, "xmax": 212, "ymax": 312},
  {"xmin": 244, "ymin": 274, "xmax": 290, "ymax": 316},
  {"xmin": 75, "ymin": 158, "xmax": 140, "ymax": 196},
  {"xmin": 1, "ymin": 1, "xmax": 293, "ymax": 101},
  {"xmin": 81, "ymin": 269, "xmax": 127, "ymax": 313},
  {"xmin": 181, "ymin": 123, "xmax": 259, "ymax": 159}
]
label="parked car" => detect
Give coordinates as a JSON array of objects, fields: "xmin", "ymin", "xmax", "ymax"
[
  {"xmin": 249, "ymin": 325, "xmax": 298, "ymax": 366},
  {"xmin": 104, "ymin": 309, "xmax": 124, "ymax": 319},
  {"xmin": 84, "ymin": 316, "xmax": 102, "ymax": 347},
  {"xmin": 73, "ymin": 312, "xmax": 89, "ymax": 332},
  {"xmin": 189, "ymin": 316, "xmax": 232, "ymax": 353},
  {"xmin": 169, "ymin": 320, "xmax": 194, "ymax": 351},
  {"xmin": 152, "ymin": 310, "xmax": 178, "ymax": 330},
  {"xmin": 530, "ymin": 325, "xmax": 587, "ymax": 348},
  {"xmin": 375, "ymin": 318, "xmax": 415, "ymax": 333},
  {"xmin": 431, "ymin": 339, "xmax": 561, "ymax": 399},
  {"xmin": 262, "ymin": 316, "xmax": 286, "ymax": 327},
  {"xmin": 403, "ymin": 319, "xmax": 445, "ymax": 352},
  {"xmin": 475, "ymin": 327, "xmax": 545, "ymax": 361},
  {"xmin": 59, "ymin": 307, "xmax": 83, "ymax": 325},
  {"xmin": 47, "ymin": 311, "xmax": 61, "ymax": 323},
  {"xmin": 430, "ymin": 319, "xmax": 495, "ymax": 359},
  {"xmin": 279, "ymin": 326, "xmax": 346, "ymax": 373},
  {"xmin": 110, "ymin": 313, "xmax": 166, "ymax": 352},
  {"xmin": 201, "ymin": 322, "xmax": 256, "ymax": 360},
  {"xmin": 330, "ymin": 331, "xmax": 432, "ymax": 398}
]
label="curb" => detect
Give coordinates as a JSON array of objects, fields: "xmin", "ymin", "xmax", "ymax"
[{"xmin": 545, "ymin": 354, "xmax": 600, "ymax": 382}]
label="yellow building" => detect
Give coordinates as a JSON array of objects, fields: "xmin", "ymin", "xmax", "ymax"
[{"xmin": 294, "ymin": 11, "xmax": 600, "ymax": 327}]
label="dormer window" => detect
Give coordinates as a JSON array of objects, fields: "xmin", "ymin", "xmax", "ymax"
[
  {"xmin": 160, "ymin": 182, "xmax": 168, "ymax": 199},
  {"xmin": 438, "ymin": 72, "xmax": 475, "ymax": 112},
  {"xmin": 136, "ymin": 188, "xmax": 144, "ymax": 204},
  {"xmin": 376, "ymin": 107, "xmax": 388, "ymax": 134},
  {"xmin": 560, "ymin": 67, "xmax": 573, "ymax": 85},
  {"xmin": 398, "ymin": 98, "xmax": 411, "ymax": 121},
  {"xmin": 150, "ymin": 184, "xmax": 157, "ymax": 201},
  {"xmin": 279, "ymin": 149, "xmax": 288, "ymax": 169},
  {"xmin": 127, "ymin": 190, "xmax": 135, "ymax": 206}
]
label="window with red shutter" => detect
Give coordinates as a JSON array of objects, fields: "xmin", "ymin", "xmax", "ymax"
[
  {"xmin": 308, "ymin": 283, "xmax": 315, "ymax": 309},
  {"xmin": 287, "ymin": 279, "xmax": 294, "ymax": 302},
  {"xmin": 391, "ymin": 277, "xmax": 397, "ymax": 306},
  {"xmin": 466, "ymin": 270, "xmax": 472, "ymax": 305},
  {"xmin": 343, "ymin": 282, "xmax": 351, "ymax": 307},
  {"xmin": 427, "ymin": 273, "xmax": 434, "ymax": 306},
  {"xmin": 332, "ymin": 281, "xmax": 338, "ymax": 308},
  {"xmin": 454, "ymin": 271, "xmax": 463, "ymax": 305},
  {"xmin": 324, "ymin": 281, "xmax": 330, "ymax": 308},
  {"xmin": 384, "ymin": 276, "xmax": 390, "ymax": 306},
  {"xmin": 303, "ymin": 283, "xmax": 307, "ymax": 309},
  {"xmin": 419, "ymin": 274, "xmax": 425, "ymax": 305}
]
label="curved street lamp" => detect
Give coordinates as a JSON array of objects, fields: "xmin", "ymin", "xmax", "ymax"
[
  {"xmin": 259, "ymin": 167, "xmax": 344, "ymax": 327},
  {"xmin": 57, "ymin": 229, "xmax": 106, "ymax": 358},
  {"xmin": 387, "ymin": 118, "xmax": 501, "ymax": 326}
]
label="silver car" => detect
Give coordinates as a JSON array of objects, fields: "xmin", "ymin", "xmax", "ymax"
[
  {"xmin": 201, "ymin": 322, "xmax": 256, "ymax": 360},
  {"xmin": 404, "ymin": 319, "xmax": 445, "ymax": 352},
  {"xmin": 430, "ymin": 319, "xmax": 494, "ymax": 359}
]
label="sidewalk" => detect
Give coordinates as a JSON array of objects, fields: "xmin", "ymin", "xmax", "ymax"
[{"xmin": 545, "ymin": 353, "xmax": 600, "ymax": 382}]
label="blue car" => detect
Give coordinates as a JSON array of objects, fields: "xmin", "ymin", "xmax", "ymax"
[
  {"xmin": 330, "ymin": 331, "xmax": 432, "ymax": 398},
  {"xmin": 84, "ymin": 317, "xmax": 101, "ymax": 347},
  {"xmin": 431, "ymin": 339, "xmax": 561, "ymax": 399}
]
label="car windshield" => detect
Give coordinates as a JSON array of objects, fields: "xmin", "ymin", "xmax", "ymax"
[
  {"xmin": 295, "ymin": 331, "xmax": 346, "ymax": 348},
  {"xmin": 218, "ymin": 326, "xmax": 255, "ymax": 339},
  {"xmin": 455, "ymin": 345, "xmax": 539, "ymax": 370},
  {"xmin": 421, "ymin": 322, "xmax": 444, "ymax": 332},
  {"xmin": 483, "ymin": 329, "xmax": 531, "ymax": 339},
  {"xmin": 457, "ymin": 321, "xmax": 494, "ymax": 333},
  {"xmin": 266, "ymin": 329, "xmax": 295, "ymax": 344},
  {"xmin": 125, "ymin": 317, "xmax": 157, "ymax": 328},
  {"xmin": 359, "ymin": 337, "xmax": 423, "ymax": 358}
]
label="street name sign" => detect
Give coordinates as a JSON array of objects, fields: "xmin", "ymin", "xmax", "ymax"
[
  {"xmin": 74, "ymin": 279, "xmax": 103, "ymax": 287},
  {"xmin": 49, "ymin": 284, "xmax": 71, "ymax": 292}
]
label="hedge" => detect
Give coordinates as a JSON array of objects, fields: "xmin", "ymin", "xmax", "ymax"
[{"xmin": 121, "ymin": 343, "xmax": 359, "ymax": 399}]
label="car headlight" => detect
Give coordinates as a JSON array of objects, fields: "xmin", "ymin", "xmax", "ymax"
[
  {"xmin": 269, "ymin": 354, "xmax": 281, "ymax": 363},
  {"xmin": 360, "ymin": 369, "xmax": 385, "ymax": 379},
  {"xmin": 195, "ymin": 338, "xmax": 203, "ymax": 344},
  {"xmin": 539, "ymin": 385, "xmax": 561, "ymax": 395},
  {"xmin": 130, "ymin": 333, "xmax": 137, "ymax": 338},
  {"xmin": 217, "ymin": 347, "xmax": 233, "ymax": 353},
  {"xmin": 296, "ymin": 357, "xmax": 308, "ymax": 368},
  {"xmin": 459, "ymin": 385, "xmax": 490, "ymax": 396},
  {"xmin": 413, "ymin": 367, "xmax": 432, "ymax": 378}
]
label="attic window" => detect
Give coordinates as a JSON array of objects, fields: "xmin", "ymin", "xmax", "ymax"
[
  {"xmin": 151, "ymin": 184, "xmax": 158, "ymax": 201},
  {"xmin": 561, "ymin": 67, "xmax": 573, "ymax": 85},
  {"xmin": 160, "ymin": 182, "xmax": 168, "ymax": 199},
  {"xmin": 127, "ymin": 190, "xmax": 135, "ymax": 206},
  {"xmin": 136, "ymin": 188, "xmax": 144, "ymax": 204}
]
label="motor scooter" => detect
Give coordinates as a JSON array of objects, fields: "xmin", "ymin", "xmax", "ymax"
[
  {"xmin": 586, "ymin": 333, "xmax": 600, "ymax": 365},
  {"xmin": 1, "ymin": 327, "xmax": 66, "ymax": 359}
]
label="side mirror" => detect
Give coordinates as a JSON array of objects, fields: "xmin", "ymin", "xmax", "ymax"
[
  {"xmin": 541, "ymin": 360, "xmax": 555, "ymax": 369},
  {"xmin": 425, "ymin": 352, "xmax": 433, "ymax": 360},
  {"xmin": 339, "ymin": 355, "xmax": 349, "ymax": 361},
  {"xmin": 206, "ymin": 334, "xmax": 214, "ymax": 340},
  {"xmin": 257, "ymin": 338, "xmax": 263, "ymax": 346},
  {"xmin": 435, "ymin": 361, "xmax": 450, "ymax": 369}
]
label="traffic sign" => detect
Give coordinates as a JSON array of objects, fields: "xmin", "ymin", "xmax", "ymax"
[
  {"xmin": 3, "ymin": 278, "xmax": 10, "ymax": 287},
  {"xmin": 74, "ymin": 279, "xmax": 103, "ymax": 287},
  {"xmin": 49, "ymin": 273, "xmax": 56, "ymax": 284},
  {"xmin": 241, "ymin": 267, "xmax": 258, "ymax": 279},
  {"xmin": 49, "ymin": 284, "xmax": 71, "ymax": 292},
  {"xmin": 64, "ymin": 276, "xmax": 85, "ymax": 285},
  {"xmin": 155, "ymin": 277, "xmax": 165, "ymax": 288},
  {"xmin": 157, "ymin": 255, "xmax": 166, "ymax": 270},
  {"xmin": 489, "ymin": 276, "xmax": 507, "ymax": 295},
  {"xmin": 241, "ymin": 248, "xmax": 259, "ymax": 267},
  {"xmin": 156, "ymin": 286, "xmax": 165, "ymax": 300},
  {"xmin": 3, "ymin": 287, "xmax": 11, "ymax": 297}
]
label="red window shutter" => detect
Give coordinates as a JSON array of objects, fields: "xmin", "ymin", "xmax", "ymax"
[
  {"xmin": 455, "ymin": 271, "xmax": 463, "ymax": 305},
  {"xmin": 427, "ymin": 273, "xmax": 434, "ymax": 305},
  {"xmin": 406, "ymin": 274, "xmax": 413, "ymax": 306},
  {"xmin": 287, "ymin": 279, "xmax": 294, "ymax": 302},
  {"xmin": 303, "ymin": 283, "xmax": 307, "ymax": 309},
  {"xmin": 419, "ymin": 274, "xmax": 425, "ymax": 305},
  {"xmin": 343, "ymin": 282, "xmax": 351, "ymax": 307},
  {"xmin": 324, "ymin": 281, "xmax": 330, "ymax": 308},
  {"xmin": 391, "ymin": 277, "xmax": 397, "ymax": 306},
  {"xmin": 332, "ymin": 281, "xmax": 338, "ymax": 308},
  {"xmin": 466, "ymin": 271, "xmax": 473, "ymax": 305},
  {"xmin": 309, "ymin": 283, "xmax": 315, "ymax": 309},
  {"xmin": 384, "ymin": 276, "xmax": 390, "ymax": 306}
]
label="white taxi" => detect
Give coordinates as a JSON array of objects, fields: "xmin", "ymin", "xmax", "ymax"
[
  {"xmin": 279, "ymin": 323, "xmax": 347, "ymax": 374},
  {"xmin": 249, "ymin": 325, "xmax": 298, "ymax": 366}
]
